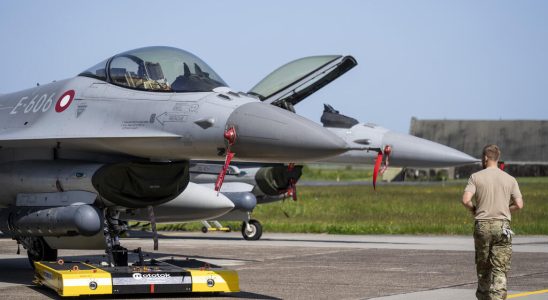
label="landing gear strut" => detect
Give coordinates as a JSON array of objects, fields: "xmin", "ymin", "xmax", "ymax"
[
  {"xmin": 103, "ymin": 208, "xmax": 129, "ymax": 266},
  {"xmin": 241, "ymin": 219, "xmax": 262, "ymax": 241}
]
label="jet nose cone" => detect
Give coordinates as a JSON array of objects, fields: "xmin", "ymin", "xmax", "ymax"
[
  {"xmin": 382, "ymin": 131, "xmax": 479, "ymax": 167},
  {"xmin": 226, "ymin": 102, "xmax": 347, "ymax": 162}
]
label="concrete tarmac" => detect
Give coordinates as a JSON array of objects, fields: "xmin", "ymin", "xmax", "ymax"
[{"xmin": 0, "ymin": 232, "xmax": 547, "ymax": 299}]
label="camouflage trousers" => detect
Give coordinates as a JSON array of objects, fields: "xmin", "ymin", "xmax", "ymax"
[{"xmin": 474, "ymin": 219, "xmax": 513, "ymax": 300}]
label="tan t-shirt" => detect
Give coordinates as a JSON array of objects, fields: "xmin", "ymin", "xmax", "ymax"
[{"xmin": 464, "ymin": 166, "xmax": 522, "ymax": 221}]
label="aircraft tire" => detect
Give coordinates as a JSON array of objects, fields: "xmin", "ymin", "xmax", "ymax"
[
  {"xmin": 27, "ymin": 237, "xmax": 58, "ymax": 268},
  {"xmin": 242, "ymin": 219, "xmax": 262, "ymax": 241},
  {"xmin": 201, "ymin": 226, "xmax": 208, "ymax": 233}
]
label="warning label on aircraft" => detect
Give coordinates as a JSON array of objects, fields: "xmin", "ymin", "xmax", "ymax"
[
  {"xmin": 173, "ymin": 102, "xmax": 199, "ymax": 113},
  {"xmin": 154, "ymin": 112, "xmax": 188, "ymax": 125},
  {"xmin": 122, "ymin": 120, "xmax": 149, "ymax": 130},
  {"xmin": 76, "ymin": 103, "xmax": 87, "ymax": 118}
]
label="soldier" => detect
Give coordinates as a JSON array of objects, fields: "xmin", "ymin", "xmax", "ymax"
[{"xmin": 462, "ymin": 144, "xmax": 524, "ymax": 300}]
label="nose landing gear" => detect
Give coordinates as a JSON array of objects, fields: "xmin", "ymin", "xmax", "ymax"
[{"xmin": 241, "ymin": 219, "xmax": 262, "ymax": 241}]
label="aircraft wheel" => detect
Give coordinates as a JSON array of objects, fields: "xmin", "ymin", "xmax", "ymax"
[
  {"xmin": 27, "ymin": 237, "xmax": 57, "ymax": 268},
  {"xmin": 201, "ymin": 226, "xmax": 208, "ymax": 233},
  {"xmin": 226, "ymin": 225, "xmax": 232, "ymax": 232},
  {"xmin": 242, "ymin": 219, "xmax": 262, "ymax": 241}
]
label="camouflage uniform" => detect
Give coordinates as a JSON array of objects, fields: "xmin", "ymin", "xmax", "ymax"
[
  {"xmin": 465, "ymin": 166, "xmax": 522, "ymax": 300},
  {"xmin": 474, "ymin": 219, "xmax": 512, "ymax": 300}
]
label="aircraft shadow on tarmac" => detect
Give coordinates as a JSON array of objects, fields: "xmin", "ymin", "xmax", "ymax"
[
  {"xmin": 255, "ymin": 237, "xmax": 414, "ymax": 245},
  {"xmin": 0, "ymin": 256, "xmax": 35, "ymax": 285},
  {"xmin": 0, "ymin": 254, "xmax": 278, "ymax": 300},
  {"xmin": 127, "ymin": 231, "xmax": 415, "ymax": 246},
  {"xmin": 28, "ymin": 286, "xmax": 281, "ymax": 300},
  {"xmin": 28, "ymin": 285, "xmax": 281, "ymax": 300}
]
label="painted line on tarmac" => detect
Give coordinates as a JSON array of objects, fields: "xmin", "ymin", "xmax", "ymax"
[{"xmin": 508, "ymin": 289, "xmax": 548, "ymax": 298}]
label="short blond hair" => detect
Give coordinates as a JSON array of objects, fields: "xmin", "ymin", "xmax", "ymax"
[{"xmin": 482, "ymin": 144, "xmax": 501, "ymax": 162}]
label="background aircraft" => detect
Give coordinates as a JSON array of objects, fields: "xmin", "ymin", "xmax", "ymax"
[
  {"xmin": 187, "ymin": 55, "xmax": 478, "ymax": 240},
  {"xmin": 194, "ymin": 103, "xmax": 479, "ymax": 239}
]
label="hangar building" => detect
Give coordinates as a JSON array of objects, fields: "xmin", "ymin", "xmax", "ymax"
[{"xmin": 409, "ymin": 118, "xmax": 548, "ymax": 178}]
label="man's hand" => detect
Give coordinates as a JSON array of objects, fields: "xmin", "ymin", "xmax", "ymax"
[
  {"xmin": 469, "ymin": 205, "xmax": 476, "ymax": 216},
  {"xmin": 462, "ymin": 191, "xmax": 476, "ymax": 216},
  {"xmin": 510, "ymin": 197, "xmax": 524, "ymax": 212}
]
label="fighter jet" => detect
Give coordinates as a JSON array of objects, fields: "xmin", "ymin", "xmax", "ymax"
[
  {"xmin": 193, "ymin": 105, "xmax": 478, "ymax": 240},
  {"xmin": 0, "ymin": 46, "xmax": 358, "ymax": 266},
  {"xmin": 193, "ymin": 105, "xmax": 478, "ymax": 239},
  {"xmin": 189, "ymin": 53, "xmax": 478, "ymax": 240}
]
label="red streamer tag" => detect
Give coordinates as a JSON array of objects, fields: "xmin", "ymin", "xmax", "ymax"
[
  {"xmin": 215, "ymin": 151, "xmax": 235, "ymax": 192},
  {"xmin": 287, "ymin": 163, "xmax": 297, "ymax": 200},
  {"xmin": 215, "ymin": 127, "xmax": 237, "ymax": 193},
  {"xmin": 373, "ymin": 151, "xmax": 383, "ymax": 191},
  {"xmin": 380, "ymin": 145, "xmax": 391, "ymax": 175},
  {"xmin": 288, "ymin": 178, "xmax": 297, "ymax": 201}
]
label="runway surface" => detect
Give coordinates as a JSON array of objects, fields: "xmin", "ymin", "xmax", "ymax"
[{"xmin": 0, "ymin": 232, "xmax": 547, "ymax": 299}]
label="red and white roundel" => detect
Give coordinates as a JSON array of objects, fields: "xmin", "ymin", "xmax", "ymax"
[{"xmin": 55, "ymin": 90, "xmax": 75, "ymax": 113}]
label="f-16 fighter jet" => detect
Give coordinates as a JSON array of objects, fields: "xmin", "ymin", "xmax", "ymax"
[
  {"xmin": 193, "ymin": 105, "xmax": 478, "ymax": 240},
  {"xmin": 0, "ymin": 47, "xmax": 356, "ymax": 266},
  {"xmin": 190, "ymin": 55, "xmax": 478, "ymax": 240}
]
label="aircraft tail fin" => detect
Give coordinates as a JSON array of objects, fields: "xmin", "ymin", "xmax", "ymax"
[{"xmin": 320, "ymin": 104, "xmax": 359, "ymax": 128}]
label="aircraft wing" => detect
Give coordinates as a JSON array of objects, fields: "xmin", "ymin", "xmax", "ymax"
[
  {"xmin": 248, "ymin": 55, "xmax": 356, "ymax": 108},
  {"xmin": 0, "ymin": 126, "xmax": 182, "ymax": 159},
  {"xmin": 0, "ymin": 126, "xmax": 180, "ymax": 142}
]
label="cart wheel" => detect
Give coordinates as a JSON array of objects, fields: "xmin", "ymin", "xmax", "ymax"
[{"xmin": 241, "ymin": 219, "xmax": 262, "ymax": 241}]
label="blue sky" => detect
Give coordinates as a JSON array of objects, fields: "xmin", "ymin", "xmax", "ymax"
[{"xmin": 1, "ymin": 1, "xmax": 547, "ymax": 133}]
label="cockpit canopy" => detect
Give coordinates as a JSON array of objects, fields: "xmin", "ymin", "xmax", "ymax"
[{"xmin": 79, "ymin": 46, "xmax": 227, "ymax": 93}]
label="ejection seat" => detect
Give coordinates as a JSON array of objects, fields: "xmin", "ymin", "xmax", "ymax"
[{"xmin": 110, "ymin": 68, "xmax": 128, "ymax": 86}]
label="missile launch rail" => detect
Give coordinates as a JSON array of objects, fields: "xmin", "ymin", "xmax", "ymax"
[{"xmin": 32, "ymin": 255, "xmax": 239, "ymax": 297}]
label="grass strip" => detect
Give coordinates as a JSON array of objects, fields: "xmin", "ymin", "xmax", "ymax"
[{"xmin": 157, "ymin": 177, "xmax": 548, "ymax": 235}]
